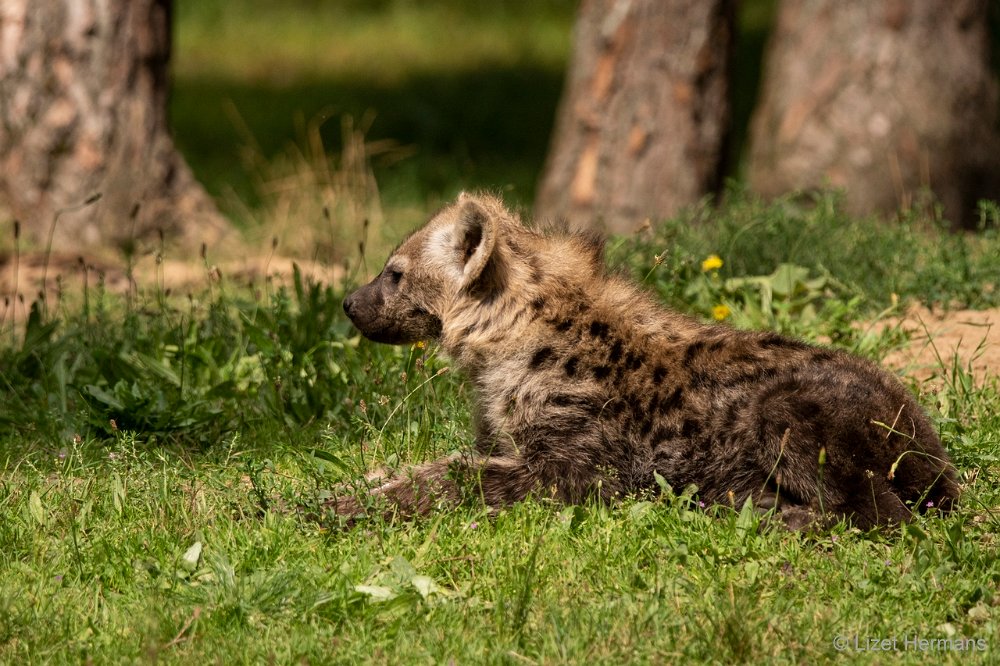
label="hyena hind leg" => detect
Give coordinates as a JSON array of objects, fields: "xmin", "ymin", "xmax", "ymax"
[
  {"xmin": 327, "ymin": 453, "xmax": 536, "ymax": 524},
  {"xmin": 752, "ymin": 470, "xmax": 913, "ymax": 531},
  {"xmin": 769, "ymin": 474, "xmax": 913, "ymax": 532}
]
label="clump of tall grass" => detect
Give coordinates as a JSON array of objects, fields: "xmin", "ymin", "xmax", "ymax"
[
  {"xmin": 619, "ymin": 188, "xmax": 1000, "ymax": 317},
  {"xmin": 223, "ymin": 112, "xmax": 398, "ymax": 265}
]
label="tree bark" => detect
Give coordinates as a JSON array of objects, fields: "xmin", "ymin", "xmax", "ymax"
[
  {"xmin": 0, "ymin": 0, "xmax": 229, "ymax": 252},
  {"xmin": 748, "ymin": 0, "xmax": 1000, "ymax": 229},
  {"xmin": 535, "ymin": 0, "xmax": 734, "ymax": 233}
]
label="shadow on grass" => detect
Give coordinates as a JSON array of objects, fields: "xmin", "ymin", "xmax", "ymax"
[{"xmin": 171, "ymin": 64, "xmax": 567, "ymax": 215}]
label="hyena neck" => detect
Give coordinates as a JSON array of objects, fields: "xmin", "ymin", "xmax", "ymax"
[
  {"xmin": 439, "ymin": 238, "xmax": 560, "ymax": 375},
  {"xmin": 439, "ymin": 283, "xmax": 541, "ymax": 376}
]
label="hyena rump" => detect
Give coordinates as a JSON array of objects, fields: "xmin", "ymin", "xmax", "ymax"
[{"xmin": 339, "ymin": 192, "xmax": 959, "ymax": 529}]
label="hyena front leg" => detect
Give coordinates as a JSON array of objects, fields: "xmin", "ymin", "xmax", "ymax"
[{"xmin": 328, "ymin": 453, "xmax": 539, "ymax": 523}]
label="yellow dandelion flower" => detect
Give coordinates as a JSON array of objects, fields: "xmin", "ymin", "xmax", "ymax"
[
  {"xmin": 701, "ymin": 254, "xmax": 723, "ymax": 272},
  {"xmin": 712, "ymin": 304, "xmax": 731, "ymax": 321},
  {"xmin": 414, "ymin": 340, "xmax": 426, "ymax": 350}
]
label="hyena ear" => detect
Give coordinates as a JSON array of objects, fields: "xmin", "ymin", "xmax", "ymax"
[{"xmin": 454, "ymin": 197, "xmax": 497, "ymax": 286}]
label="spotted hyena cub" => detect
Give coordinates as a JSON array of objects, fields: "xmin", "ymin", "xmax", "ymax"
[{"xmin": 338, "ymin": 192, "xmax": 959, "ymax": 529}]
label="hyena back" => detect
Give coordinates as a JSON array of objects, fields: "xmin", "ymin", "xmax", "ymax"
[{"xmin": 339, "ymin": 192, "xmax": 959, "ymax": 529}]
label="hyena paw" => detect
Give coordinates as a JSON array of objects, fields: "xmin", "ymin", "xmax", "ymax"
[
  {"xmin": 779, "ymin": 505, "xmax": 822, "ymax": 531},
  {"xmin": 322, "ymin": 495, "xmax": 367, "ymax": 527}
]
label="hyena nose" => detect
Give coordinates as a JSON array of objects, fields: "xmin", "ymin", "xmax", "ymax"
[{"xmin": 343, "ymin": 293, "xmax": 356, "ymax": 318}]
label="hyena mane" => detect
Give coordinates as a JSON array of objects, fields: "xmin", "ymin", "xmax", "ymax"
[{"xmin": 338, "ymin": 192, "xmax": 959, "ymax": 530}]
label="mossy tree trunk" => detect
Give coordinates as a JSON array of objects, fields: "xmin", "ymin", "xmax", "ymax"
[
  {"xmin": 0, "ymin": 0, "xmax": 229, "ymax": 252},
  {"xmin": 535, "ymin": 0, "xmax": 734, "ymax": 233},
  {"xmin": 748, "ymin": 0, "xmax": 1000, "ymax": 229}
]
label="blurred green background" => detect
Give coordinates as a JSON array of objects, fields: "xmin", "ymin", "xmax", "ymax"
[{"xmin": 170, "ymin": 0, "xmax": 780, "ymax": 221}]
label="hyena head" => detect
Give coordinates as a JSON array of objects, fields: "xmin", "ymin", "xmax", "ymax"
[{"xmin": 343, "ymin": 192, "xmax": 522, "ymax": 345}]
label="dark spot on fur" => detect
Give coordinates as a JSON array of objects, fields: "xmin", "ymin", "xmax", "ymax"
[
  {"xmin": 683, "ymin": 340, "xmax": 707, "ymax": 367},
  {"xmin": 548, "ymin": 394, "xmax": 576, "ymax": 407},
  {"xmin": 622, "ymin": 392, "xmax": 641, "ymax": 408},
  {"xmin": 715, "ymin": 388, "xmax": 753, "ymax": 426},
  {"xmin": 589, "ymin": 321, "xmax": 609, "ymax": 339},
  {"xmin": 531, "ymin": 296, "xmax": 546, "ymax": 310},
  {"xmin": 652, "ymin": 365, "xmax": 667, "ymax": 384},
  {"xmin": 564, "ymin": 356, "xmax": 579, "ymax": 377},
  {"xmin": 529, "ymin": 257, "xmax": 544, "ymax": 284},
  {"xmin": 608, "ymin": 341, "xmax": 623, "ymax": 364},
  {"xmin": 500, "ymin": 386, "xmax": 517, "ymax": 405},
  {"xmin": 626, "ymin": 397, "xmax": 655, "ymax": 440},
  {"xmin": 812, "ymin": 350, "xmax": 837, "ymax": 363},
  {"xmin": 530, "ymin": 347, "xmax": 555, "ymax": 369},
  {"xmin": 760, "ymin": 333, "xmax": 810, "ymax": 350},
  {"xmin": 681, "ymin": 419, "xmax": 701, "ymax": 439},
  {"xmin": 728, "ymin": 351, "xmax": 761, "ymax": 366},
  {"xmin": 648, "ymin": 425, "xmax": 679, "ymax": 444},
  {"xmin": 692, "ymin": 366, "xmax": 778, "ymax": 390},
  {"xmin": 592, "ymin": 365, "xmax": 612, "ymax": 380},
  {"xmin": 427, "ymin": 316, "xmax": 443, "ymax": 338},
  {"xmin": 727, "ymin": 367, "xmax": 780, "ymax": 390},
  {"xmin": 549, "ymin": 394, "xmax": 602, "ymax": 416},
  {"xmin": 626, "ymin": 353, "xmax": 644, "ymax": 370},
  {"xmin": 707, "ymin": 339, "xmax": 727, "ymax": 352},
  {"xmin": 659, "ymin": 386, "xmax": 684, "ymax": 413},
  {"xmin": 556, "ymin": 319, "xmax": 574, "ymax": 332},
  {"xmin": 792, "ymin": 399, "xmax": 823, "ymax": 422}
]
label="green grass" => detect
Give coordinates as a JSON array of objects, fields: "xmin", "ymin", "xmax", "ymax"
[
  {"xmin": 622, "ymin": 190, "xmax": 1000, "ymax": 320},
  {"xmin": 2, "ymin": 193, "xmax": 1000, "ymax": 663},
  {"xmin": 3, "ymin": 439, "xmax": 998, "ymax": 663}
]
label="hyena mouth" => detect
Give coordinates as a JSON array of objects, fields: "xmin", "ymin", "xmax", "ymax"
[{"xmin": 412, "ymin": 307, "xmax": 443, "ymax": 338}]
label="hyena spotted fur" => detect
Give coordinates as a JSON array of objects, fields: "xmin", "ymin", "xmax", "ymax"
[{"xmin": 338, "ymin": 192, "xmax": 959, "ymax": 529}]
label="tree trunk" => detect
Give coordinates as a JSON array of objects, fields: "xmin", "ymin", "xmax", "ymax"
[
  {"xmin": 535, "ymin": 0, "xmax": 734, "ymax": 233},
  {"xmin": 748, "ymin": 0, "xmax": 1000, "ymax": 229},
  {"xmin": 0, "ymin": 0, "xmax": 229, "ymax": 252}
]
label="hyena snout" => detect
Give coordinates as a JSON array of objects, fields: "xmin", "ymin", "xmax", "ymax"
[
  {"xmin": 342, "ymin": 287, "xmax": 370, "ymax": 324},
  {"xmin": 343, "ymin": 279, "xmax": 442, "ymax": 345},
  {"xmin": 342, "ymin": 283, "xmax": 385, "ymax": 339},
  {"xmin": 342, "ymin": 289, "xmax": 363, "ymax": 321}
]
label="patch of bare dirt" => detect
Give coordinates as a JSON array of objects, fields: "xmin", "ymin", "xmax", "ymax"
[{"xmin": 882, "ymin": 305, "xmax": 999, "ymax": 386}]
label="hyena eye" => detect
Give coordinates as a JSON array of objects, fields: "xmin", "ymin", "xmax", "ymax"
[{"xmin": 389, "ymin": 269, "xmax": 404, "ymax": 284}]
